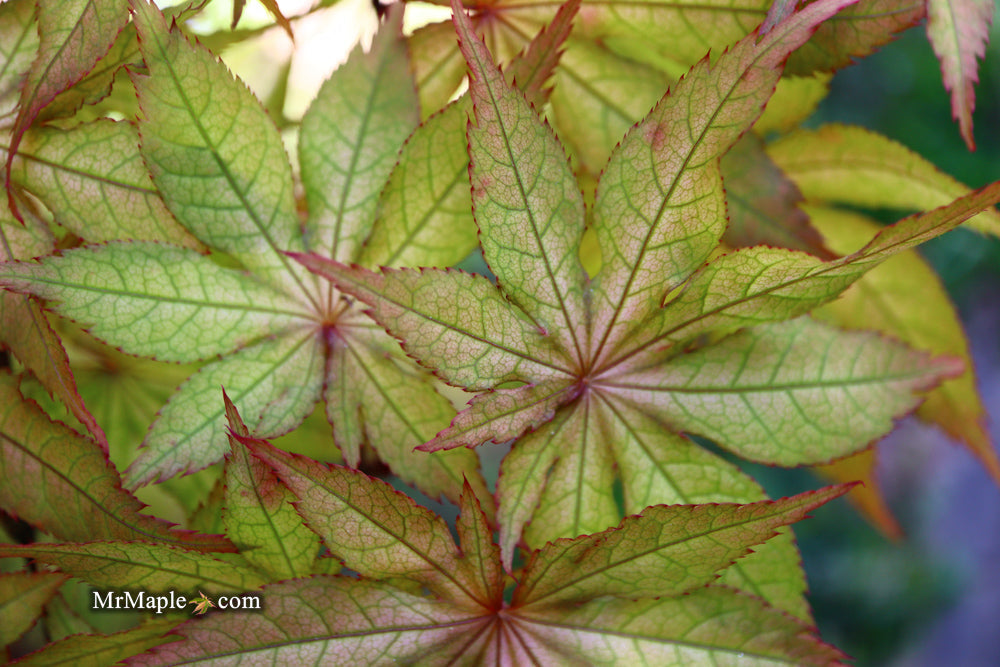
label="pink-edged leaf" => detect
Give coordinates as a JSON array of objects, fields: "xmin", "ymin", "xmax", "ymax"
[
  {"xmin": 610, "ymin": 317, "xmax": 961, "ymax": 466},
  {"xmin": 222, "ymin": 393, "xmax": 320, "ymax": 580},
  {"xmin": 0, "ymin": 572, "xmax": 67, "ymax": 646},
  {"xmin": 0, "ymin": 141, "xmax": 106, "ymax": 449},
  {"xmin": 124, "ymin": 577, "xmax": 482, "ymax": 666},
  {"xmin": 0, "ymin": 291, "xmax": 107, "ymax": 448},
  {"xmin": 515, "ymin": 484, "xmax": 851, "ymax": 607},
  {"xmin": 456, "ymin": 480, "xmax": 504, "ymax": 603},
  {"xmin": 129, "ymin": 0, "xmax": 313, "ymax": 301},
  {"xmin": 322, "ymin": 323, "xmax": 493, "ymax": 513},
  {"xmin": 421, "ymin": 378, "xmax": 577, "ymax": 452},
  {"xmin": 516, "ymin": 586, "xmax": 846, "ymax": 666},
  {"xmin": 0, "ymin": 542, "xmax": 264, "ymax": 594},
  {"xmin": 5, "ymin": 120, "xmax": 199, "ymax": 248},
  {"xmin": 243, "ymin": 437, "xmax": 488, "ymax": 608},
  {"xmin": 0, "ymin": 373, "xmax": 231, "ymax": 551},
  {"xmin": 634, "ymin": 180, "xmax": 1000, "ymax": 354},
  {"xmin": 6, "ymin": 0, "xmax": 129, "ymax": 218},
  {"xmin": 495, "ymin": 398, "xmax": 586, "ymax": 568},
  {"xmin": 364, "ymin": 0, "xmax": 580, "ymax": 270},
  {"xmin": 926, "ymin": 0, "xmax": 993, "ymax": 149},
  {"xmin": 291, "ymin": 257, "xmax": 571, "ymax": 389},
  {"xmin": 455, "ymin": 0, "xmax": 590, "ymax": 361},
  {"xmin": 12, "ymin": 618, "xmax": 179, "ymax": 667},
  {"xmin": 786, "ymin": 0, "xmax": 925, "ymax": 74},
  {"xmin": 588, "ymin": 0, "xmax": 861, "ymax": 367},
  {"xmin": 299, "ymin": 5, "xmax": 417, "ymax": 266},
  {"xmin": 809, "ymin": 205, "xmax": 1000, "ymax": 482}
]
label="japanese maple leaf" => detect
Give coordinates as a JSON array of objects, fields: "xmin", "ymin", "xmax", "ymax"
[
  {"xmin": 408, "ymin": 0, "xmax": 923, "ymax": 179},
  {"xmin": 126, "ymin": 426, "xmax": 853, "ymax": 666},
  {"xmin": 0, "ymin": 2, "xmax": 512, "ymax": 508},
  {"xmin": 295, "ymin": 0, "xmax": 1000, "ymax": 619}
]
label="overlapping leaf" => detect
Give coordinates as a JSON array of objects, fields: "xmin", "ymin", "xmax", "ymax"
[
  {"xmin": 5, "ymin": 0, "xmax": 129, "ymax": 219},
  {"xmin": 407, "ymin": 0, "xmax": 922, "ymax": 178},
  {"xmin": 0, "ymin": 542, "xmax": 265, "ymax": 594},
  {"xmin": 0, "ymin": 373, "xmax": 230, "ymax": 550},
  {"xmin": 126, "ymin": 425, "xmax": 848, "ymax": 665},
  {"xmin": 0, "ymin": 572, "xmax": 67, "ymax": 647},
  {"xmin": 0, "ymin": 2, "xmax": 501, "ymax": 508},
  {"xmin": 768, "ymin": 124, "xmax": 1000, "ymax": 237},
  {"xmin": 10, "ymin": 618, "xmax": 179, "ymax": 667},
  {"xmin": 300, "ymin": 0, "xmax": 1000, "ymax": 620}
]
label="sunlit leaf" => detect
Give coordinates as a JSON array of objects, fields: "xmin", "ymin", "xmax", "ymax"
[
  {"xmin": 4, "ymin": 121, "xmax": 199, "ymax": 247},
  {"xmin": 768, "ymin": 124, "xmax": 1000, "ymax": 237},
  {"xmin": 6, "ymin": 0, "xmax": 129, "ymax": 218}
]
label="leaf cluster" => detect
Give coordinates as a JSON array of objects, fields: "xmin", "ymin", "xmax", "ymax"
[{"xmin": 0, "ymin": 0, "xmax": 997, "ymax": 663}]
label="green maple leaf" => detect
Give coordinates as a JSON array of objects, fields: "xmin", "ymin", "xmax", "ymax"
[
  {"xmin": 408, "ymin": 0, "xmax": 922, "ymax": 178},
  {"xmin": 187, "ymin": 592, "xmax": 215, "ymax": 616},
  {"xmin": 295, "ymin": 0, "xmax": 1000, "ymax": 620},
  {"xmin": 124, "ymin": 425, "xmax": 853, "ymax": 665},
  {"xmin": 0, "ymin": 0, "xmax": 585, "ymax": 509}
]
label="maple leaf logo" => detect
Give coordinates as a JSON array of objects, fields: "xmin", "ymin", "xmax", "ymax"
[{"xmin": 188, "ymin": 591, "xmax": 216, "ymax": 615}]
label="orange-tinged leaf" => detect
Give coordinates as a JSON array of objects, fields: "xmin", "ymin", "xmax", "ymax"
[
  {"xmin": 810, "ymin": 204, "xmax": 1000, "ymax": 482},
  {"xmin": 0, "ymin": 374, "xmax": 230, "ymax": 550},
  {"xmin": 6, "ymin": 0, "xmax": 129, "ymax": 219},
  {"xmin": 515, "ymin": 485, "xmax": 852, "ymax": 607},
  {"xmin": 813, "ymin": 448, "xmax": 903, "ymax": 539},
  {"xmin": 232, "ymin": 0, "xmax": 293, "ymax": 38},
  {"xmin": 926, "ymin": 0, "xmax": 993, "ymax": 149}
]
